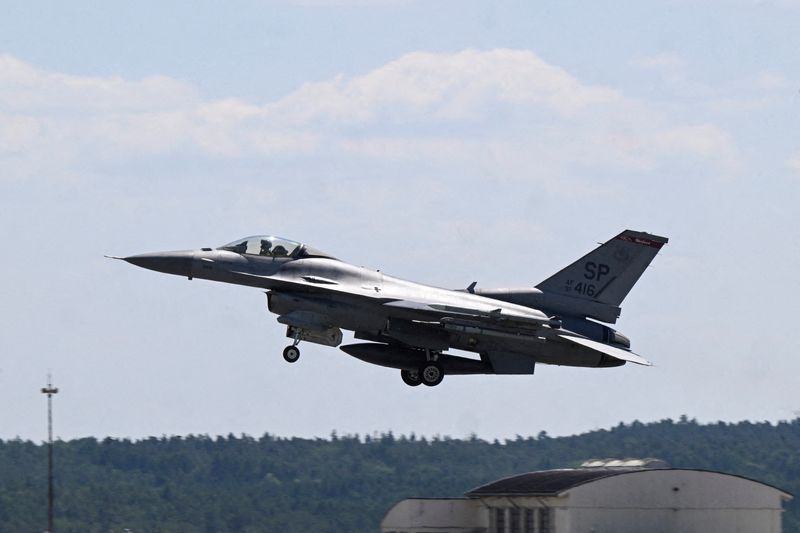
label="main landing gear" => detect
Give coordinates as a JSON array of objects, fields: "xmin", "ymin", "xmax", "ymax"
[
  {"xmin": 400, "ymin": 369, "xmax": 421, "ymax": 386},
  {"xmin": 401, "ymin": 350, "xmax": 445, "ymax": 387},
  {"xmin": 419, "ymin": 361, "xmax": 444, "ymax": 386}
]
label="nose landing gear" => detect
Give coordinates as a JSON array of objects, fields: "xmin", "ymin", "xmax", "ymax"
[
  {"xmin": 283, "ymin": 345, "xmax": 300, "ymax": 363},
  {"xmin": 283, "ymin": 329, "xmax": 302, "ymax": 363},
  {"xmin": 279, "ymin": 323, "xmax": 343, "ymax": 364}
]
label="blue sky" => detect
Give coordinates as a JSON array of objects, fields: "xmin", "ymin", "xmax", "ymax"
[{"xmin": 2, "ymin": 1, "xmax": 799, "ymax": 441}]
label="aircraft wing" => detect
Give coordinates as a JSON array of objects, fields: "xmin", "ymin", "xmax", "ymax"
[
  {"xmin": 228, "ymin": 270, "xmax": 360, "ymax": 296},
  {"xmin": 225, "ymin": 270, "xmax": 650, "ymax": 366},
  {"xmin": 225, "ymin": 270, "xmax": 555, "ymax": 325},
  {"xmin": 559, "ymin": 334, "xmax": 652, "ymax": 366}
]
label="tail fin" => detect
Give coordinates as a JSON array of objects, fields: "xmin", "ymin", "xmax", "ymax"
[{"xmin": 536, "ymin": 230, "xmax": 668, "ymax": 308}]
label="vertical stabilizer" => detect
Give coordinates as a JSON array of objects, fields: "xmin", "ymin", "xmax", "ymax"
[{"xmin": 536, "ymin": 230, "xmax": 668, "ymax": 308}]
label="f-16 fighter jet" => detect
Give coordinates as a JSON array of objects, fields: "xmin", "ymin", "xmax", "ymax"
[{"xmin": 114, "ymin": 230, "xmax": 667, "ymax": 387}]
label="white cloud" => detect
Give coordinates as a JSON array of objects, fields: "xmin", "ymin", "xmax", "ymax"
[
  {"xmin": 283, "ymin": 0, "xmax": 434, "ymax": 6},
  {"xmin": 0, "ymin": 54, "xmax": 198, "ymax": 113},
  {"xmin": 754, "ymin": 71, "xmax": 790, "ymax": 90},
  {"xmin": 632, "ymin": 52, "xmax": 688, "ymax": 83},
  {"xmin": 273, "ymin": 49, "xmax": 622, "ymax": 122},
  {"xmin": 0, "ymin": 113, "xmax": 40, "ymax": 153},
  {"xmin": 0, "ymin": 50, "xmax": 740, "ymax": 183},
  {"xmin": 630, "ymin": 52, "xmax": 796, "ymax": 120},
  {"xmin": 788, "ymin": 152, "xmax": 800, "ymax": 175},
  {"xmin": 592, "ymin": 124, "xmax": 739, "ymax": 172},
  {"xmin": 707, "ymin": 70, "xmax": 797, "ymax": 115},
  {"xmin": 340, "ymin": 137, "xmax": 477, "ymax": 161},
  {"xmin": 761, "ymin": 0, "xmax": 800, "ymax": 9}
]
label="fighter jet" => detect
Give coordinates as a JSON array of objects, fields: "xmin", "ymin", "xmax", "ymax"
[{"xmin": 113, "ymin": 230, "xmax": 667, "ymax": 387}]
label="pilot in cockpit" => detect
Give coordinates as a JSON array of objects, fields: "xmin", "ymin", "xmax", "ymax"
[{"xmin": 259, "ymin": 239, "xmax": 273, "ymax": 256}]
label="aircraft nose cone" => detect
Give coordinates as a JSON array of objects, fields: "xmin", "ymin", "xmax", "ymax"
[{"xmin": 123, "ymin": 251, "xmax": 194, "ymax": 277}]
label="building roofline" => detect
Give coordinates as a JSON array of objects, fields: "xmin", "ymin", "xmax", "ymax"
[
  {"xmin": 465, "ymin": 468, "xmax": 794, "ymax": 499},
  {"xmin": 388, "ymin": 497, "xmax": 472, "ymax": 502}
]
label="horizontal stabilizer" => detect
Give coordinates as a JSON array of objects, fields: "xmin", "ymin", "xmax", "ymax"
[{"xmin": 560, "ymin": 334, "xmax": 652, "ymax": 366}]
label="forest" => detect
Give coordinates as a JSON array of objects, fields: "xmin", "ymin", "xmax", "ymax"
[{"xmin": 1, "ymin": 417, "xmax": 798, "ymax": 532}]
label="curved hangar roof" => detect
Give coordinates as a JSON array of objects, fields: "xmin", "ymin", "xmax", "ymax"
[
  {"xmin": 466, "ymin": 468, "xmax": 792, "ymax": 498},
  {"xmin": 467, "ymin": 468, "xmax": 642, "ymax": 497}
]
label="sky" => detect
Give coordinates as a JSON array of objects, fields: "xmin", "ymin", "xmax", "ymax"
[{"xmin": 1, "ymin": 0, "xmax": 799, "ymax": 443}]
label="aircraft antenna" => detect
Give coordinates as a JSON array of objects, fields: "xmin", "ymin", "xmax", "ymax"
[{"xmin": 41, "ymin": 373, "xmax": 59, "ymax": 533}]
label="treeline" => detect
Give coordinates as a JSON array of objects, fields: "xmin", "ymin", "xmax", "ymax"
[{"xmin": 1, "ymin": 417, "xmax": 798, "ymax": 532}]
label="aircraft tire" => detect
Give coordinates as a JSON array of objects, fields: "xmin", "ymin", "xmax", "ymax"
[
  {"xmin": 283, "ymin": 345, "xmax": 300, "ymax": 363},
  {"xmin": 400, "ymin": 369, "xmax": 422, "ymax": 387},
  {"xmin": 419, "ymin": 362, "xmax": 444, "ymax": 387}
]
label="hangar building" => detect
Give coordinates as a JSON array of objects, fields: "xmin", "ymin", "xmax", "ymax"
[{"xmin": 381, "ymin": 459, "xmax": 792, "ymax": 533}]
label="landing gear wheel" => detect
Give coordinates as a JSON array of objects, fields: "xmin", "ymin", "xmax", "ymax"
[
  {"xmin": 400, "ymin": 369, "xmax": 422, "ymax": 387},
  {"xmin": 283, "ymin": 345, "xmax": 300, "ymax": 363},
  {"xmin": 419, "ymin": 362, "xmax": 444, "ymax": 387}
]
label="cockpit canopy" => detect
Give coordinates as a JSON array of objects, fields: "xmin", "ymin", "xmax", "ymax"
[{"xmin": 218, "ymin": 236, "xmax": 336, "ymax": 260}]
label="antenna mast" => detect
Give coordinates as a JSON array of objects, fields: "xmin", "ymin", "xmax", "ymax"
[{"xmin": 41, "ymin": 374, "xmax": 59, "ymax": 533}]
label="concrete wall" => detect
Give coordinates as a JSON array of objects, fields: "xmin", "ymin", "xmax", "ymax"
[
  {"xmin": 563, "ymin": 470, "xmax": 787, "ymax": 533},
  {"xmin": 381, "ymin": 498, "xmax": 488, "ymax": 533}
]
